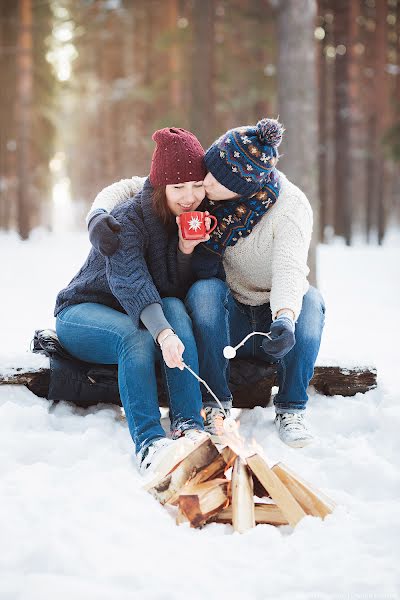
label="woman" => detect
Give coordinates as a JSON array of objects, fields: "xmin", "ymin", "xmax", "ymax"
[
  {"xmin": 86, "ymin": 119, "xmax": 325, "ymax": 449},
  {"xmin": 54, "ymin": 127, "xmax": 212, "ymax": 476}
]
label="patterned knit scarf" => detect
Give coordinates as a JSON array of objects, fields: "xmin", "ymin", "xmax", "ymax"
[{"xmin": 191, "ymin": 168, "xmax": 281, "ymax": 279}]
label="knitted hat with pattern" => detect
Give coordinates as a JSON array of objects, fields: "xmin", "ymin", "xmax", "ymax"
[
  {"xmin": 204, "ymin": 118, "xmax": 285, "ymax": 196},
  {"xmin": 150, "ymin": 127, "xmax": 207, "ymax": 186}
]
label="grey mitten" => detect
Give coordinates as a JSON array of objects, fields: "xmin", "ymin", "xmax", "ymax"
[
  {"xmin": 262, "ymin": 314, "xmax": 295, "ymax": 359},
  {"xmin": 88, "ymin": 212, "xmax": 121, "ymax": 256}
]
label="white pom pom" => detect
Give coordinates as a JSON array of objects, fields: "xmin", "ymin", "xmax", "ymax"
[
  {"xmin": 256, "ymin": 118, "xmax": 284, "ymax": 147},
  {"xmin": 223, "ymin": 346, "xmax": 236, "ymax": 359}
]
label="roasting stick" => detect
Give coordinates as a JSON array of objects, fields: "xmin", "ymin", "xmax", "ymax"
[
  {"xmin": 182, "ymin": 330, "xmax": 273, "ymax": 434},
  {"xmin": 223, "ymin": 331, "xmax": 272, "ymax": 359},
  {"xmin": 182, "ymin": 362, "xmax": 237, "ymax": 433}
]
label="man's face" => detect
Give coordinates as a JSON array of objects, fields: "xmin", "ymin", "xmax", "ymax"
[{"xmin": 203, "ymin": 172, "xmax": 239, "ymax": 202}]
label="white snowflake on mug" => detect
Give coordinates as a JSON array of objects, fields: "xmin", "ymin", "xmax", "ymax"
[{"xmin": 188, "ymin": 216, "xmax": 202, "ymax": 231}]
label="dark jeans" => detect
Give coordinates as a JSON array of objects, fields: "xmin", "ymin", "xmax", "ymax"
[{"xmin": 185, "ymin": 279, "xmax": 325, "ymax": 412}]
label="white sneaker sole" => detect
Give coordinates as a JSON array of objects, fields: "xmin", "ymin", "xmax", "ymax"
[
  {"xmin": 280, "ymin": 436, "xmax": 314, "ymax": 448},
  {"xmin": 275, "ymin": 418, "xmax": 314, "ymax": 448}
]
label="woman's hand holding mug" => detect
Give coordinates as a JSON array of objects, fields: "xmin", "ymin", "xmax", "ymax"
[
  {"xmin": 176, "ymin": 211, "xmax": 218, "ymax": 255},
  {"xmin": 157, "ymin": 328, "xmax": 185, "ymax": 370}
]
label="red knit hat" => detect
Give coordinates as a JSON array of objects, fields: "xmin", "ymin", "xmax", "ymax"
[{"xmin": 149, "ymin": 127, "xmax": 207, "ymax": 186}]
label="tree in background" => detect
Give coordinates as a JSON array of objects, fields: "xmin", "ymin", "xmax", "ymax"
[
  {"xmin": 16, "ymin": 0, "xmax": 33, "ymax": 241},
  {"xmin": 276, "ymin": 0, "xmax": 319, "ymax": 284},
  {"xmin": 189, "ymin": 0, "xmax": 215, "ymax": 148},
  {"xmin": 316, "ymin": 0, "xmax": 399, "ymax": 245},
  {"xmin": 0, "ymin": 0, "xmax": 399, "ymax": 246},
  {"xmin": 0, "ymin": 0, "xmax": 55, "ymax": 237},
  {"xmin": 0, "ymin": 1, "xmax": 18, "ymax": 231}
]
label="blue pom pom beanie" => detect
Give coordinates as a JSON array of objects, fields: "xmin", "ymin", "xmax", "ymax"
[{"xmin": 204, "ymin": 118, "xmax": 285, "ymax": 197}]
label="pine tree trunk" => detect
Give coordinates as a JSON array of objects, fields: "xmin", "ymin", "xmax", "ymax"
[
  {"xmin": 190, "ymin": 0, "xmax": 215, "ymax": 148},
  {"xmin": 374, "ymin": 0, "xmax": 388, "ymax": 245},
  {"xmin": 276, "ymin": 0, "xmax": 319, "ymax": 285},
  {"xmin": 317, "ymin": 0, "xmax": 328, "ymax": 242},
  {"xmin": 16, "ymin": 0, "xmax": 33, "ymax": 239},
  {"xmin": 0, "ymin": 2, "xmax": 18, "ymax": 230},
  {"xmin": 333, "ymin": 0, "xmax": 351, "ymax": 245}
]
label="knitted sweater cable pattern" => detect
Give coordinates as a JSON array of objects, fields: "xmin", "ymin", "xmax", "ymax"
[
  {"xmin": 56, "ymin": 181, "xmax": 184, "ymax": 325},
  {"xmin": 87, "ymin": 171, "xmax": 312, "ymax": 321}
]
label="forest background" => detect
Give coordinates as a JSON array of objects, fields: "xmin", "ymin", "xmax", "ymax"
[{"xmin": 1, "ymin": 0, "xmax": 399, "ymax": 284}]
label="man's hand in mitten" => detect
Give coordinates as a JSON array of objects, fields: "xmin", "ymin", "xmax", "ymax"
[
  {"xmin": 88, "ymin": 212, "xmax": 121, "ymax": 256},
  {"xmin": 262, "ymin": 313, "xmax": 295, "ymax": 360}
]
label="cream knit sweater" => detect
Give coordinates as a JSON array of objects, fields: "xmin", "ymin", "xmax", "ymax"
[{"xmin": 87, "ymin": 172, "xmax": 312, "ymax": 321}]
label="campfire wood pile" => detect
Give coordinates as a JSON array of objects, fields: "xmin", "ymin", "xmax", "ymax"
[{"xmin": 144, "ymin": 437, "xmax": 335, "ymax": 532}]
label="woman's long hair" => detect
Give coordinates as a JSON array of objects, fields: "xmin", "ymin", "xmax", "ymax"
[{"xmin": 152, "ymin": 186, "xmax": 174, "ymax": 227}]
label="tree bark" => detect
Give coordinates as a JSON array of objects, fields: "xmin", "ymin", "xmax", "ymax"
[
  {"xmin": 16, "ymin": 0, "xmax": 33, "ymax": 240},
  {"xmin": 276, "ymin": 0, "xmax": 319, "ymax": 285},
  {"xmin": 333, "ymin": 0, "xmax": 351, "ymax": 244},
  {"xmin": 189, "ymin": 0, "xmax": 216, "ymax": 148}
]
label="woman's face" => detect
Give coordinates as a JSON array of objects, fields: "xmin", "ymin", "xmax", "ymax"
[
  {"xmin": 165, "ymin": 181, "xmax": 205, "ymax": 216},
  {"xmin": 203, "ymin": 172, "xmax": 239, "ymax": 201}
]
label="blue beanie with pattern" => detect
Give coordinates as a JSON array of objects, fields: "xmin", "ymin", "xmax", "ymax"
[{"xmin": 204, "ymin": 118, "xmax": 284, "ymax": 197}]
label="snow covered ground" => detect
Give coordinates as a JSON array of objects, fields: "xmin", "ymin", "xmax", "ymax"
[{"xmin": 1, "ymin": 229, "xmax": 399, "ymax": 600}]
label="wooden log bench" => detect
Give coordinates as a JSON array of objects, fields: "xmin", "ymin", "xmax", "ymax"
[{"xmin": 0, "ymin": 357, "xmax": 377, "ymax": 409}]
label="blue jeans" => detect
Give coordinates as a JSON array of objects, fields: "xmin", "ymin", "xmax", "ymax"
[
  {"xmin": 56, "ymin": 298, "xmax": 204, "ymax": 453},
  {"xmin": 185, "ymin": 279, "xmax": 325, "ymax": 412}
]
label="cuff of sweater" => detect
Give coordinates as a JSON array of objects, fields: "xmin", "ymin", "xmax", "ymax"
[
  {"xmin": 86, "ymin": 208, "xmax": 108, "ymax": 228},
  {"xmin": 120, "ymin": 291, "xmax": 163, "ymax": 328},
  {"xmin": 270, "ymin": 289, "xmax": 306, "ymax": 323},
  {"xmin": 140, "ymin": 302, "xmax": 172, "ymax": 342}
]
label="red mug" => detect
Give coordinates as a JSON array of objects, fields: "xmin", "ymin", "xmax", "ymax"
[{"xmin": 179, "ymin": 211, "xmax": 218, "ymax": 240}]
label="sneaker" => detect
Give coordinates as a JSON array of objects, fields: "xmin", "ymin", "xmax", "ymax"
[
  {"xmin": 136, "ymin": 438, "xmax": 176, "ymax": 476},
  {"xmin": 274, "ymin": 412, "xmax": 314, "ymax": 448},
  {"xmin": 181, "ymin": 428, "xmax": 210, "ymax": 444},
  {"xmin": 203, "ymin": 406, "xmax": 231, "ymax": 440}
]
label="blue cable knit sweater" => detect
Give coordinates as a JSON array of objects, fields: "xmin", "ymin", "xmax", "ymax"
[{"xmin": 54, "ymin": 178, "xmax": 184, "ymax": 326}]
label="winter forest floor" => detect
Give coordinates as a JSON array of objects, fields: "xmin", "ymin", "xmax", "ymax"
[{"xmin": 1, "ymin": 229, "xmax": 399, "ymax": 600}]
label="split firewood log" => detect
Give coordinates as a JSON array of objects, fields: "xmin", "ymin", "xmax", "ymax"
[
  {"xmin": 220, "ymin": 445, "xmax": 237, "ymax": 469},
  {"xmin": 176, "ymin": 507, "xmax": 188, "ymax": 525},
  {"xmin": 215, "ymin": 503, "xmax": 289, "ymax": 526},
  {"xmin": 271, "ymin": 463, "xmax": 335, "ymax": 518},
  {"xmin": 167, "ymin": 450, "xmax": 230, "ymax": 505},
  {"xmin": 246, "ymin": 454, "xmax": 306, "ymax": 527},
  {"xmin": 144, "ymin": 438, "xmax": 220, "ymax": 505},
  {"xmin": 231, "ymin": 456, "xmax": 255, "ymax": 533},
  {"xmin": 178, "ymin": 479, "xmax": 230, "ymax": 528}
]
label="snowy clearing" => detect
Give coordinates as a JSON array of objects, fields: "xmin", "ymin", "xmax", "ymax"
[{"xmin": 1, "ymin": 230, "xmax": 399, "ymax": 600}]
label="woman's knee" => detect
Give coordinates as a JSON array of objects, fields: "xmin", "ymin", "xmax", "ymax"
[
  {"xmin": 162, "ymin": 297, "xmax": 186, "ymax": 317},
  {"xmin": 162, "ymin": 297, "xmax": 190, "ymax": 324},
  {"xmin": 185, "ymin": 278, "xmax": 229, "ymax": 323},
  {"xmin": 119, "ymin": 326, "xmax": 155, "ymax": 360}
]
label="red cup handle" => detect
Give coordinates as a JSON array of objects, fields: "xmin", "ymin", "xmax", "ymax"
[{"xmin": 207, "ymin": 215, "xmax": 218, "ymax": 235}]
